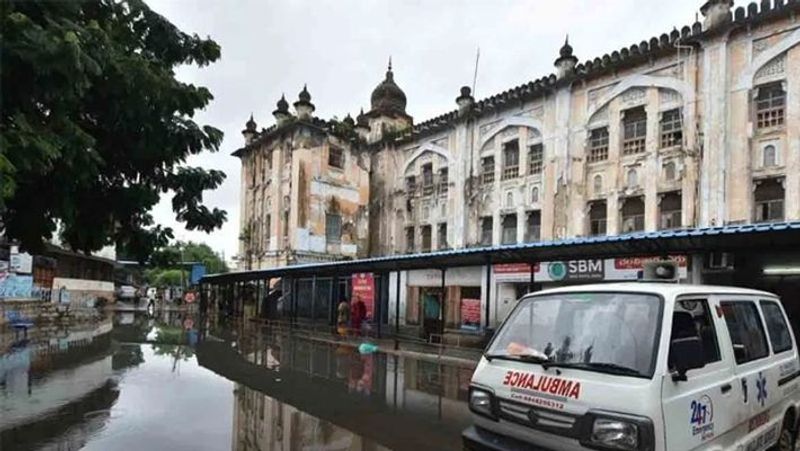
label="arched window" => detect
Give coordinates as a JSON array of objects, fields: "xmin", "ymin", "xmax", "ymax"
[
  {"xmin": 505, "ymin": 192, "xmax": 514, "ymax": 208},
  {"xmin": 763, "ymin": 145, "xmax": 777, "ymax": 167},
  {"xmin": 663, "ymin": 162, "xmax": 676, "ymax": 181},
  {"xmin": 627, "ymin": 168, "xmax": 638, "ymax": 187},
  {"xmin": 531, "ymin": 187, "xmax": 539, "ymax": 203},
  {"xmin": 593, "ymin": 175, "xmax": 603, "ymax": 194}
]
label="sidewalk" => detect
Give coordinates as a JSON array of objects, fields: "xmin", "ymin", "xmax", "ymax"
[{"xmin": 285, "ymin": 327, "xmax": 482, "ymax": 368}]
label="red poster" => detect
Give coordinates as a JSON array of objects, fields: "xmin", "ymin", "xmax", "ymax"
[
  {"xmin": 351, "ymin": 273, "xmax": 375, "ymax": 320},
  {"xmin": 492, "ymin": 263, "xmax": 541, "ymax": 274},
  {"xmin": 461, "ymin": 298, "xmax": 481, "ymax": 330}
]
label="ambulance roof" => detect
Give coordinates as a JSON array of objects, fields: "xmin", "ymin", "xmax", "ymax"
[{"xmin": 525, "ymin": 282, "xmax": 778, "ymax": 299}]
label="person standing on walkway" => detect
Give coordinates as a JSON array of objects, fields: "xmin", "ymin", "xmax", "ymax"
[
  {"xmin": 351, "ymin": 296, "xmax": 366, "ymax": 337},
  {"xmin": 337, "ymin": 298, "xmax": 351, "ymax": 336}
]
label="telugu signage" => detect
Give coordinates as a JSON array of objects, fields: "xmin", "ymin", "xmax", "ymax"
[{"xmin": 351, "ymin": 273, "xmax": 375, "ymax": 320}]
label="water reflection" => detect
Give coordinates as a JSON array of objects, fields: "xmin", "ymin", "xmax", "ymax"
[
  {"xmin": 209, "ymin": 325, "xmax": 473, "ymax": 451},
  {"xmin": 1, "ymin": 312, "xmax": 472, "ymax": 451}
]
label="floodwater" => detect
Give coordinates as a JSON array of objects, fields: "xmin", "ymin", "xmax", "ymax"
[{"xmin": 1, "ymin": 310, "xmax": 473, "ymax": 451}]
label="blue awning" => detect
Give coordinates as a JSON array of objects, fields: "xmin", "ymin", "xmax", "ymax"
[{"xmin": 201, "ymin": 221, "xmax": 800, "ymax": 283}]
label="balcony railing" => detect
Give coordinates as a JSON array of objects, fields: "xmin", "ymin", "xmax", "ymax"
[
  {"xmin": 481, "ymin": 171, "xmax": 495, "ymax": 185},
  {"xmin": 502, "ymin": 165, "xmax": 519, "ymax": 180},
  {"xmin": 623, "ymin": 137, "xmax": 646, "ymax": 155}
]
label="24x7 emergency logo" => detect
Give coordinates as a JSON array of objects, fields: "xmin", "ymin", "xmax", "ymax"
[{"xmin": 690, "ymin": 395, "xmax": 715, "ymax": 441}]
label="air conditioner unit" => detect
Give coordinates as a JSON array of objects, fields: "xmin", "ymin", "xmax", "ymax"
[{"xmin": 707, "ymin": 252, "xmax": 734, "ymax": 269}]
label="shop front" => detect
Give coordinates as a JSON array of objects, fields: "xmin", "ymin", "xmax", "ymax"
[
  {"xmin": 404, "ymin": 266, "xmax": 484, "ymax": 340},
  {"xmin": 491, "ymin": 255, "xmax": 689, "ymax": 325}
]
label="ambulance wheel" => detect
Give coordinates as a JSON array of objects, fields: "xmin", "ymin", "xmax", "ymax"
[{"xmin": 774, "ymin": 414, "xmax": 797, "ymax": 451}]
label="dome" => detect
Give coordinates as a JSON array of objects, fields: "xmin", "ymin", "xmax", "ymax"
[
  {"xmin": 276, "ymin": 94, "xmax": 289, "ymax": 113},
  {"xmin": 369, "ymin": 61, "xmax": 407, "ymax": 116},
  {"xmin": 559, "ymin": 36, "xmax": 574, "ymax": 58},
  {"xmin": 245, "ymin": 113, "xmax": 257, "ymax": 132},
  {"xmin": 298, "ymin": 84, "xmax": 311, "ymax": 103}
]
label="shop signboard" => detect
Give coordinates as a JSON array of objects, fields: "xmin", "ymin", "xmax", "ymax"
[
  {"xmin": 407, "ymin": 267, "xmax": 483, "ymax": 287},
  {"xmin": 494, "ymin": 255, "xmax": 688, "ymax": 282},
  {"xmin": 351, "ymin": 273, "xmax": 375, "ymax": 320},
  {"xmin": 460, "ymin": 298, "xmax": 481, "ymax": 330},
  {"xmin": 606, "ymin": 255, "xmax": 688, "ymax": 280},
  {"xmin": 536, "ymin": 259, "xmax": 605, "ymax": 282}
]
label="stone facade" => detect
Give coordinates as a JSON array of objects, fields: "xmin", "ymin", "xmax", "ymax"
[{"xmin": 236, "ymin": 0, "xmax": 800, "ymax": 268}]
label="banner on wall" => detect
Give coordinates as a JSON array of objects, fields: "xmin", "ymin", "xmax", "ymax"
[
  {"xmin": 460, "ymin": 298, "xmax": 481, "ymax": 330},
  {"xmin": 351, "ymin": 273, "xmax": 375, "ymax": 320},
  {"xmin": 0, "ymin": 274, "xmax": 34, "ymax": 299}
]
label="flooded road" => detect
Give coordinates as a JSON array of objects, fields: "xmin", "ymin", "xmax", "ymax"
[{"xmin": 1, "ymin": 311, "xmax": 473, "ymax": 450}]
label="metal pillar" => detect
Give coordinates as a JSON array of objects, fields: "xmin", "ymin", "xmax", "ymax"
[
  {"xmin": 394, "ymin": 270, "xmax": 401, "ymax": 335},
  {"xmin": 291, "ymin": 278, "xmax": 298, "ymax": 327},
  {"xmin": 440, "ymin": 268, "xmax": 446, "ymax": 342},
  {"xmin": 529, "ymin": 262, "xmax": 536, "ymax": 293},
  {"xmin": 328, "ymin": 275, "xmax": 336, "ymax": 325},
  {"xmin": 311, "ymin": 275, "xmax": 317, "ymax": 324},
  {"xmin": 376, "ymin": 273, "xmax": 382, "ymax": 339},
  {"xmin": 484, "ymin": 260, "xmax": 492, "ymax": 330}
]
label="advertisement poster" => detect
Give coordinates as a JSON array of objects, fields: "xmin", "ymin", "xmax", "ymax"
[
  {"xmin": 9, "ymin": 252, "xmax": 32, "ymax": 274},
  {"xmin": 460, "ymin": 298, "xmax": 481, "ymax": 330},
  {"xmin": 0, "ymin": 274, "xmax": 33, "ymax": 299},
  {"xmin": 351, "ymin": 273, "xmax": 375, "ymax": 320}
]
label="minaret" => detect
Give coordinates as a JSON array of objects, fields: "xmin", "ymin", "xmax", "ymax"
[
  {"xmin": 355, "ymin": 108, "xmax": 370, "ymax": 139},
  {"xmin": 700, "ymin": 0, "xmax": 733, "ymax": 30},
  {"xmin": 554, "ymin": 36, "xmax": 578, "ymax": 79},
  {"xmin": 456, "ymin": 86, "xmax": 475, "ymax": 116},
  {"xmin": 242, "ymin": 113, "xmax": 257, "ymax": 145},
  {"xmin": 272, "ymin": 94, "xmax": 292, "ymax": 126},
  {"xmin": 293, "ymin": 84, "xmax": 315, "ymax": 120}
]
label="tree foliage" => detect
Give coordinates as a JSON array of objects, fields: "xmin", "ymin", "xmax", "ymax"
[
  {"xmin": 1, "ymin": 0, "xmax": 226, "ymax": 261},
  {"xmin": 145, "ymin": 240, "xmax": 227, "ymax": 286}
]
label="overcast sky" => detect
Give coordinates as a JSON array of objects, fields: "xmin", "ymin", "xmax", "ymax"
[{"xmin": 146, "ymin": 0, "xmax": 744, "ymax": 264}]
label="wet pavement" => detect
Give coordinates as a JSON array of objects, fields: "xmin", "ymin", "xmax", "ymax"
[{"xmin": 1, "ymin": 310, "xmax": 474, "ymax": 450}]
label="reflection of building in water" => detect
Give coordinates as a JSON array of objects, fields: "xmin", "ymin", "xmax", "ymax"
[
  {"xmin": 232, "ymin": 385, "xmax": 391, "ymax": 451},
  {"xmin": 216, "ymin": 330, "xmax": 472, "ymax": 450}
]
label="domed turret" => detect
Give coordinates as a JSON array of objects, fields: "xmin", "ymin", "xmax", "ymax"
[
  {"xmin": 554, "ymin": 35, "xmax": 578, "ymax": 79},
  {"xmin": 293, "ymin": 84, "xmax": 315, "ymax": 119},
  {"xmin": 456, "ymin": 86, "xmax": 474, "ymax": 115},
  {"xmin": 242, "ymin": 113, "xmax": 257, "ymax": 144},
  {"xmin": 355, "ymin": 108, "xmax": 370, "ymax": 138},
  {"xmin": 369, "ymin": 59, "xmax": 407, "ymax": 117},
  {"xmin": 273, "ymin": 94, "xmax": 292, "ymax": 125}
]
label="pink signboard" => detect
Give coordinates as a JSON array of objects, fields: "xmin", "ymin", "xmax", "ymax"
[{"xmin": 351, "ymin": 273, "xmax": 375, "ymax": 320}]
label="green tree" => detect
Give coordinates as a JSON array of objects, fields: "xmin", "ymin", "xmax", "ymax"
[
  {"xmin": 145, "ymin": 240, "xmax": 227, "ymax": 285},
  {"xmin": 1, "ymin": 0, "xmax": 226, "ymax": 261}
]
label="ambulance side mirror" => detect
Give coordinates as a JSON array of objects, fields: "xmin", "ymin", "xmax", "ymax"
[{"xmin": 669, "ymin": 337, "xmax": 705, "ymax": 382}]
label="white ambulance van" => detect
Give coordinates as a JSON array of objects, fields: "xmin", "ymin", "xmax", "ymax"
[{"xmin": 463, "ymin": 270, "xmax": 800, "ymax": 450}]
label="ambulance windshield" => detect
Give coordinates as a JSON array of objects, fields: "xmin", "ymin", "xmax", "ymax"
[{"xmin": 486, "ymin": 292, "xmax": 663, "ymax": 378}]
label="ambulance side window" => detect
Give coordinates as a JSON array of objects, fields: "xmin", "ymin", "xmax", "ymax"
[
  {"xmin": 668, "ymin": 299, "xmax": 721, "ymax": 372},
  {"xmin": 720, "ymin": 301, "xmax": 770, "ymax": 364},
  {"xmin": 760, "ymin": 300, "xmax": 793, "ymax": 354}
]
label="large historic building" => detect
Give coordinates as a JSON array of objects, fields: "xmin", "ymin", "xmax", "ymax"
[{"xmin": 236, "ymin": 0, "xmax": 799, "ymax": 271}]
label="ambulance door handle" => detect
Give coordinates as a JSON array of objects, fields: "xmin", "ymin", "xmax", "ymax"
[{"xmin": 720, "ymin": 383, "xmax": 732, "ymax": 394}]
